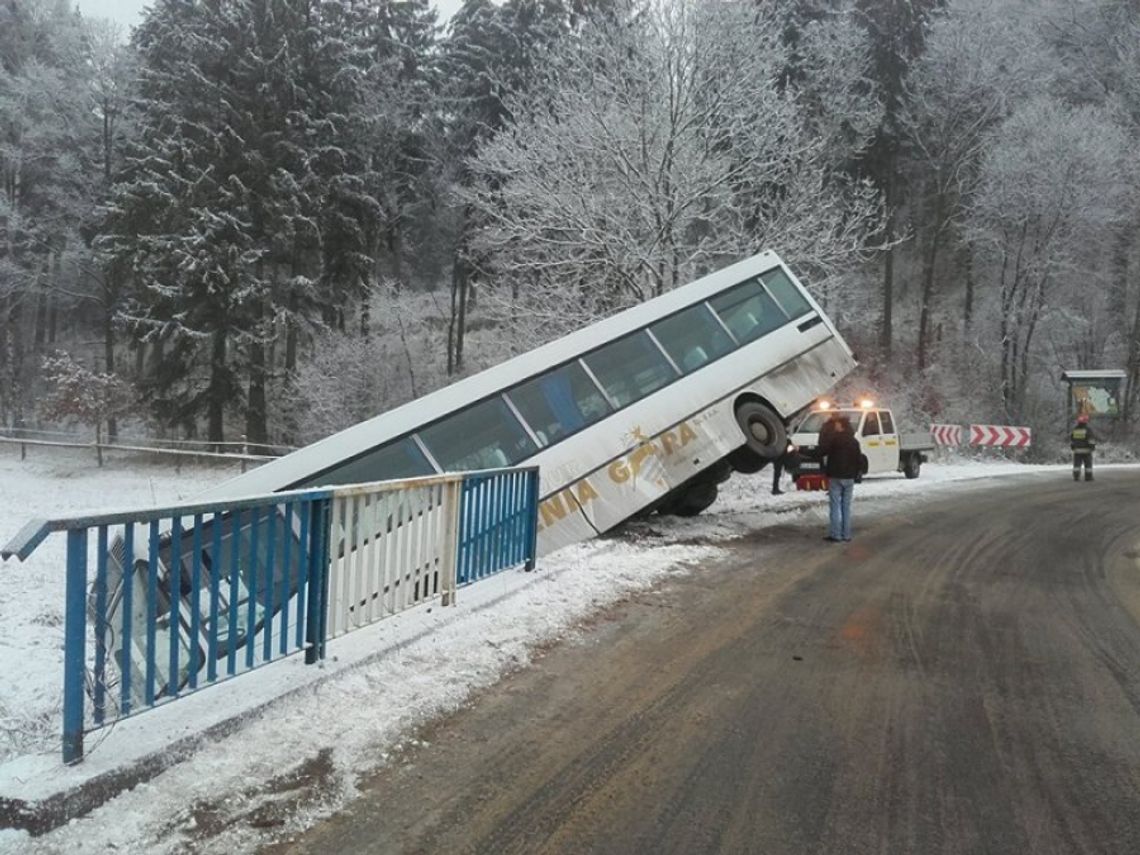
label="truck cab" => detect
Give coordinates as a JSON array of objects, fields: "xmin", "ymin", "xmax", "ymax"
[{"xmin": 790, "ymin": 402, "xmax": 932, "ymax": 481}]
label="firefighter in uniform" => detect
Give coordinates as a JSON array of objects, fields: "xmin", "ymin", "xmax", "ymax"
[{"xmin": 1070, "ymin": 413, "xmax": 1096, "ymax": 482}]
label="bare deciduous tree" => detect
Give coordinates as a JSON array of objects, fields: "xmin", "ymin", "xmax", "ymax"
[
  {"xmin": 463, "ymin": 0, "xmax": 884, "ymax": 350},
  {"xmin": 901, "ymin": 0, "xmax": 1046, "ymax": 369},
  {"xmin": 964, "ymin": 97, "xmax": 1128, "ymax": 418}
]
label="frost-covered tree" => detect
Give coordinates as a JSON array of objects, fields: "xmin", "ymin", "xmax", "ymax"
[
  {"xmin": 1032, "ymin": 0, "xmax": 1140, "ymax": 422},
  {"xmin": 353, "ymin": 0, "xmax": 437, "ymax": 294},
  {"xmin": 964, "ymin": 98, "xmax": 1128, "ymax": 418},
  {"xmin": 285, "ymin": 282, "xmax": 449, "ymax": 441},
  {"xmin": 463, "ymin": 0, "xmax": 883, "ymax": 349},
  {"xmin": 901, "ymin": 0, "xmax": 1045, "ymax": 368},
  {"xmin": 40, "ymin": 350, "xmax": 133, "ymax": 465},
  {"xmin": 435, "ymin": 0, "xmax": 594, "ymax": 372},
  {"xmin": 0, "ymin": 0, "xmax": 99, "ymax": 428},
  {"xmin": 851, "ymin": 0, "xmax": 942, "ymax": 358},
  {"xmin": 70, "ymin": 20, "xmax": 140, "ymax": 442},
  {"xmin": 99, "ymin": 0, "xmax": 263, "ymax": 442}
]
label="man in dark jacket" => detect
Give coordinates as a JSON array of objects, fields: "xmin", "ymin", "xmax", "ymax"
[
  {"xmin": 820, "ymin": 415, "xmax": 863, "ymax": 542},
  {"xmin": 1070, "ymin": 413, "xmax": 1096, "ymax": 482},
  {"xmin": 817, "ymin": 411, "xmax": 840, "ymax": 451}
]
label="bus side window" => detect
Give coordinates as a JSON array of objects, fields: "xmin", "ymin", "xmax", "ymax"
[
  {"xmin": 649, "ymin": 303, "xmax": 734, "ymax": 374},
  {"xmin": 507, "ymin": 362, "xmax": 613, "ymax": 447},
  {"xmin": 708, "ymin": 278, "xmax": 788, "ymax": 345},
  {"xmin": 762, "ymin": 268, "xmax": 813, "ymax": 320},
  {"xmin": 583, "ymin": 331, "xmax": 677, "ymax": 409},
  {"xmin": 297, "ymin": 437, "xmax": 435, "ymax": 488},
  {"xmin": 419, "ymin": 396, "xmax": 539, "ymax": 471}
]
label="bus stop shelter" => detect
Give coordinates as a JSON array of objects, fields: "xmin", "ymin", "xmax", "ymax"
[{"xmin": 1061, "ymin": 369, "xmax": 1127, "ymax": 421}]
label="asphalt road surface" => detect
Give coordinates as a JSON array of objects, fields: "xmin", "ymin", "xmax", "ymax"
[{"xmin": 277, "ymin": 472, "xmax": 1140, "ymax": 855}]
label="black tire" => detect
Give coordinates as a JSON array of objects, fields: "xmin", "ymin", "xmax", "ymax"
[
  {"xmin": 903, "ymin": 453, "xmax": 921, "ymax": 479},
  {"xmin": 734, "ymin": 400, "xmax": 787, "ymax": 461},
  {"xmin": 656, "ymin": 463, "xmax": 732, "ymax": 515},
  {"xmin": 707, "ymin": 460, "xmax": 735, "ymax": 484},
  {"xmin": 662, "ymin": 481, "xmax": 719, "ymax": 517},
  {"xmin": 728, "ymin": 447, "xmax": 768, "ymax": 474}
]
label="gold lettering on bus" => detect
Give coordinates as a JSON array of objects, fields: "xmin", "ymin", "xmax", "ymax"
[
  {"xmin": 628, "ymin": 443, "xmax": 656, "ymax": 476},
  {"xmin": 538, "ymin": 478, "xmax": 600, "ymax": 530},
  {"xmin": 539, "ymin": 492, "xmax": 569, "ymax": 528},
  {"xmin": 537, "ymin": 421, "xmax": 701, "ymax": 532},
  {"xmin": 609, "ymin": 458, "xmax": 631, "ymax": 483},
  {"xmin": 575, "ymin": 479, "xmax": 599, "ymax": 504},
  {"xmin": 608, "ymin": 420, "xmax": 699, "ymax": 486}
]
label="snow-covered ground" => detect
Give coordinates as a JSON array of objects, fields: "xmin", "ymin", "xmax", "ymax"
[{"xmin": 0, "ymin": 447, "xmax": 1125, "ymax": 852}]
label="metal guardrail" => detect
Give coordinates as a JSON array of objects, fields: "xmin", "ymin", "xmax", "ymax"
[
  {"xmin": 1, "ymin": 467, "xmax": 540, "ymax": 764},
  {"xmin": 458, "ymin": 469, "xmax": 540, "ymax": 584}
]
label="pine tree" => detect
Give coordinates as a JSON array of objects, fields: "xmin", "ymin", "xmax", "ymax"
[
  {"xmin": 354, "ymin": 0, "xmax": 437, "ymax": 296},
  {"xmin": 100, "ymin": 0, "xmax": 268, "ymax": 441},
  {"xmin": 0, "ymin": 0, "xmax": 95, "ymax": 427},
  {"xmin": 100, "ymin": 0, "xmax": 383, "ymax": 443}
]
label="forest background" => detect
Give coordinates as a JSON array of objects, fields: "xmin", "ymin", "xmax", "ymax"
[{"xmin": 3, "ymin": 0, "xmax": 1139, "ymax": 461}]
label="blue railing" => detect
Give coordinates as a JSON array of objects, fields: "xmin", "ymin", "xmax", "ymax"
[
  {"xmin": 1, "ymin": 467, "xmax": 539, "ymax": 764},
  {"xmin": 457, "ymin": 468, "xmax": 540, "ymax": 584}
]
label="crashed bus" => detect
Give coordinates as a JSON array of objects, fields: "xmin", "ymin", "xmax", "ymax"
[{"xmin": 197, "ymin": 250, "xmax": 857, "ymax": 555}]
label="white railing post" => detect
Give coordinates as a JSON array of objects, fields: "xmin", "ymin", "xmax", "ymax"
[{"xmin": 440, "ymin": 480, "xmax": 461, "ymax": 607}]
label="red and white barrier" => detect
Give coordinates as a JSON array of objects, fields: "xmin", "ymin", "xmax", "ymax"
[
  {"xmin": 930, "ymin": 424, "xmax": 962, "ymax": 446},
  {"xmin": 968, "ymin": 425, "xmax": 1032, "ymax": 447}
]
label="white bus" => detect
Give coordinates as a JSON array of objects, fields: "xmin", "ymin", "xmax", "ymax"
[{"xmin": 198, "ymin": 251, "xmax": 856, "ymax": 555}]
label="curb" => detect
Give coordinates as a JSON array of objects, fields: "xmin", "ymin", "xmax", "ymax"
[{"xmin": 0, "ymin": 700, "xmax": 262, "ymax": 836}]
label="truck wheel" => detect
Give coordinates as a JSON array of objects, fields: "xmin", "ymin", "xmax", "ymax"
[
  {"xmin": 734, "ymin": 401, "xmax": 786, "ymax": 461},
  {"xmin": 903, "ymin": 454, "xmax": 921, "ymax": 479}
]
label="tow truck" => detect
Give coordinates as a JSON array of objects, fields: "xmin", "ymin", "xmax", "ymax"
[{"xmin": 790, "ymin": 400, "xmax": 934, "ymax": 488}]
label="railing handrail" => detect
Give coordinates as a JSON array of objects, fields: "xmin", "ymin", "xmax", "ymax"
[
  {"xmin": 0, "ymin": 466, "xmax": 540, "ymax": 562},
  {"xmin": 329, "ymin": 465, "xmax": 541, "ymax": 499}
]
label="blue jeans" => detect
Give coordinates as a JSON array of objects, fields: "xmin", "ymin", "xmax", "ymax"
[{"xmin": 828, "ymin": 478, "xmax": 854, "ymax": 540}]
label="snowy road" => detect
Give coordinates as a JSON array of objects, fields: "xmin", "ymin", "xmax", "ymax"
[{"xmin": 278, "ymin": 471, "xmax": 1140, "ymax": 855}]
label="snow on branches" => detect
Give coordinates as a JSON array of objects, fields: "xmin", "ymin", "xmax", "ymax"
[
  {"xmin": 462, "ymin": 0, "xmax": 885, "ymax": 351},
  {"xmin": 40, "ymin": 351, "xmax": 134, "ymax": 465}
]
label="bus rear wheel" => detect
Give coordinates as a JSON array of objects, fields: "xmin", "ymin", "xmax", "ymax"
[
  {"xmin": 728, "ymin": 447, "xmax": 767, "ymax": 473},
  {"xmin": 660, "ymin": 481, "xmax": 719, "ymax": 517},
  {"xmin": 734, "ymin": 401, "xmax": 786, "ymax": 463}
]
